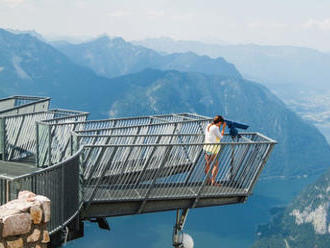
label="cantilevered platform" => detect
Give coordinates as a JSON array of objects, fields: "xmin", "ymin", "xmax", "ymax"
[
  {"xmin": 0, "ymin": 95, "xmax": 276, "ymax": 247},
  {"xmin": 83, "ymin": 193, "xmax": 246, "ymax": 218}
]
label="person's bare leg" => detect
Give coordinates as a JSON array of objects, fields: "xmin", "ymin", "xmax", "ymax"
[
  {"xmin": 204, "ymin": 154, "xmax": 211, "ymax": 175},
  {"xmin": 211, "ymin": 160, "xmax": 220, "ymax": 185},
  {"xmin": 205, "ymin": 154, "xmax": 215, "ymax": 184}
]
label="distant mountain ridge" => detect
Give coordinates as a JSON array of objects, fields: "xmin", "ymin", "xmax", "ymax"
[
  {"xmin": 0, "ymin": 28, "xmax": 115, "ymax": 115},
  {"xmin": 52, "ymin": 35, "xmax": 241, "ymax": 79},
  {"xmin": 4, "ymin": 28, "xmax": 46, "ymax": 42},
  {"xmin": 134, "ymin": 37, "xmax": 330, "ymax": 90},
  {"xmin": 253, "ymin": 168, "xmax": 330, "ymax": 248}
]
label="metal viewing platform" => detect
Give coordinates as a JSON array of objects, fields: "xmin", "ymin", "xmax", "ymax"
[{"xmin": 0, "ymin": 96, "xmax": 276, "ymax": 247}]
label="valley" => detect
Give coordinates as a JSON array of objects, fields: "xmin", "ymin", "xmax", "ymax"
[{"xmin": 271, "ymin": 86, "xmax": 330, "ymax": 144}]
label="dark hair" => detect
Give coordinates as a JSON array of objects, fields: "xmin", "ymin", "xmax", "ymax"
[
  {"xmin": 208, "ymin": 115, "xmax": 224, "ymax": 131},
  {"xmin": 213, "ymin": 115, "xmax": 224, "ymax": 124}
]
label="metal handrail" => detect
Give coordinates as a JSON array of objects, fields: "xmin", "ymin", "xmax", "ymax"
[
  {"xmin": 1, "ymin": 149, "xmax": 83, "ymax": 234},
  {"xmin": 75, "ymin": 132, "xmax": 276, "ymax": 143},
  {"xmin": 0, "ymin": 96, "xmax": 50, "ymax": 116},
  {"xmin": 39, "ymin": 113, "xmax": 205, "ymax": 127},
  {"xmin": 75, "ymin": 118, "xmax": 211, "ymax": 133},
  {"xmin": 83, "ymin": 141, "xmax": 276, "ymax": 147}
]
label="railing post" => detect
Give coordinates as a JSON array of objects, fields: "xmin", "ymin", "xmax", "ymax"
[
  {"xmin": 8, "ymin": 115, "xmax": 25, "ymax": 160},
  {"xmin": 70, "ymin": 133, "xmax": 74, "ymax": 156},
  {"xmin": 59, "ymin": 123, "xmax": 78, "ymax": 162},
  {"xmin": 79, "ymin": 151, "xmax": 84, "ymax": 207},
  {"xmin": 48, "ymin": 124, "xmax": 52, "ymax": 166},
  {"xmin": 36, "ymin": 123, "xmax": 40, "ymax": 166},
  {"xmin": 70, "ymin": 132, "xmax": 74, "ymax": 156},
  {"xmin": 0, "ymin": 118, "xmax": 6, "ymax": 160},
  {"xmin": 5, "ymin": 180, "xmax": 10, "ymax": 202},
  {"xmin": 61, "ymin": 161, "xmax": 65, "ymax": 225}
]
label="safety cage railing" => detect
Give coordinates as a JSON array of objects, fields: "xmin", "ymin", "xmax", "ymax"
[
  {"xmin": 79, "ymin": 133, "xmax": 276, "ymax": 209},
  {"xmin": 0, "ymin": 96, "xmax": 50, "ymax": 116},
  {"xmin": 36, "ymin": 113, "xmax": 209, "ymax": 167},
  {"xmin": 0, "ymin": 109, "xmax": 88, "ymax": 164},
  {"xmin": 36, "ymin": 110, "xmax": 89, "ymax": 167},
  {"xmin": 0, "ymin": 150, "xmax": 82, "ymax": 235}
]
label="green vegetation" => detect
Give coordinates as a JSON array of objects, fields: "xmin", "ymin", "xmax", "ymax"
[{"xmin": 253, "ymin": 169, "xmax": 330, "ymax": 248}]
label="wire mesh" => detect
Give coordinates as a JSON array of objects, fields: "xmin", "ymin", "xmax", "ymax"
[
  {"xmin": 0, "ymin": 96, "xmax": 50, "ymax": 116},
  {"xmin": 82, "ymin": 133, "xmax": 275, "ymax": 204},
  {"xmin": 4, "ymin": 151, "xmax": 81, "ymax": 234}
]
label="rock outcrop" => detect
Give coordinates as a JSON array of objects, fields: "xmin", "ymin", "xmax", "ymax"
[{"xmin": 0, "ymin": 191, "xmax": 50, "ymax": 248}]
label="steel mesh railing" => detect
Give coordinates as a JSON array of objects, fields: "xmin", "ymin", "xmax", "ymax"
[
  {"xmin": 36, "ymin": 110, "xmax": 89, "ymax": 167},
  {"xmin": 36, "ymin": 114, "xmax": 207, "ymax": 167},
  {"xmin": 80, "ymin": 133, "xmax": 275, "ymax": 206},
  {"xmin": 0, "ymin": 111, "xmax": 55, "ymax": 161},
  {"xmin": 0, "ymin": 109, "xmax": 88, "ymax": 163},
  {"xmin": 0, "ymin": 96, "xmax": 50, "ymax": 116},
  {"xmin": 0, "ymin": 151, "xmax": 82, "ymax": 234},
  {"xmin": 75, "ymin": 119, "xmax": 209, "ymax": 138}
]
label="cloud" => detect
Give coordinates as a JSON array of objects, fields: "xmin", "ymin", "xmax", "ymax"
[
  {"xmin": 247, "ymin": 21, "xmax": 288, "ymax": 29},
  {"xmin": 146, "ymin": 10, "xmax": 165, "ymax": 18},
  {"xmin": 169, "ymin": 13, "xmax": 194, "ymax": 21},
  {"xmin": 107, "ymin": 10, "xmax": 131, "ymax": 18},
  {"xmin": 304, "ymin": 18, "xmax": 330, "ymax": 31},
  {"xmin": 1, "ymin": 0, "xmax": 25, "ymax": 6}
]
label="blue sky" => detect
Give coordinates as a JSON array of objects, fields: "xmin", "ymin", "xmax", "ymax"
[{"xmin": 1, "ymin": 0, "xmax": 330, "ymax": 51}]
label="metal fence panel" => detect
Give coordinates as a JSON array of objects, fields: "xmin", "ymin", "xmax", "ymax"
[
  {"xmin": 0, "ymin": 96, "xmax": 50, "ymax": 116},
  {"xmin": 82, "ymin": 133, "xmax": 276, "ymax": 205},
  {"xmin": 5, "ymin": 152, "xmax": 81, "ymax": 234}
]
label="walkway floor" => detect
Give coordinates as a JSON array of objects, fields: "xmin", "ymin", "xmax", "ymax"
[
  {"xmin": 87, "ymin": 183, "xmax": 248, "ymax": 202},
  {"xmin": 0, "ymin": 160, "xmax": 40, "ymax": 179}
]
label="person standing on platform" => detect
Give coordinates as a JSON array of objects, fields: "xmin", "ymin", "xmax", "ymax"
[{"xmin": 203, "ymin": 115, "xmax": 226, "ymax": 185}]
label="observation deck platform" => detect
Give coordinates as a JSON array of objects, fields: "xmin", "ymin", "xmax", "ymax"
[{"xmin": 0, "ymin": 96, "xmax": 276, "ymax": 247}]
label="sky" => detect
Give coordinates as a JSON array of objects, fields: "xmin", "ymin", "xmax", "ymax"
[{"xmin": 1, "ymin": 0, "xmax": 330, "ymax": 51}]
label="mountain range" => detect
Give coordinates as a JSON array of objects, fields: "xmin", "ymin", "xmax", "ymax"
[
  {"xmin": 253, "ymin": 168, "xmax": 330, "ymax": 248},
  {"xmin": 134, "ymin": 37, "xmax": 330, "ymax": 90},
  {"xmin": 0, "ymin": 28, "xmax": 116, "ymax": 115},
  {"xmin": 52, "ymin": 36, "xmax": 241, "ymax": 79}
]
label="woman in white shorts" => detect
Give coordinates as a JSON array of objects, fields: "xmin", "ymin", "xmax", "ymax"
[{"xmin": 203, "ymin": 115, "xmax": 226, "ymax": 185}]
